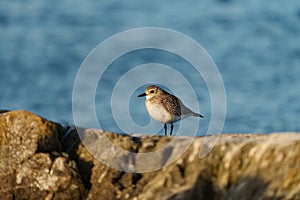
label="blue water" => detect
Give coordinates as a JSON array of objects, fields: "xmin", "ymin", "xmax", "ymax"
[{"xmin": 1, "ymin": 0, "xmax": 300, "ymax": 134}]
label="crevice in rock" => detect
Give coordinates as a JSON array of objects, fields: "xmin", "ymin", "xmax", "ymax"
[
  {"xmin": 132, "ymin": 173, "xmax": 142, "ymax": 186},
  {"xmin": 177, "ymin": 164, "xmax": 185, "ymax": 178},
  {"xmin": 61, "ymin": 126, "xmax": 94, "ymax": 191},
  {"xmin": 112, "ymin": 172, "xmax": 125, "ymax": 191}
]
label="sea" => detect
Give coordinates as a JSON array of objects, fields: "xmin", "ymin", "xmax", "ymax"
[{"xmin": 0, "ymin": 0, "xmax": 299, "ymax": 135}]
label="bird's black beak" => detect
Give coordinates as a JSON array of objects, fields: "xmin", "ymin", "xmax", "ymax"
[{"xmin": 138, "ymin": 93, "xmax": 146, "ymax": 97}]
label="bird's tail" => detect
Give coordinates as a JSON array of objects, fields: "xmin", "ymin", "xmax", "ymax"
[
  {"xmin": 181, "ymin": 104, "xmax": 204, "ymax": 118},
  {"xmin": 186, "ymin": 108, "xmax": 204, "ymax": 118},
  {"xmin": 192, "ymin": 112, "xmax": 204, "ymax": 118}
]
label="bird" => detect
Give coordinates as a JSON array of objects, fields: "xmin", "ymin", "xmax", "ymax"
[{"xmin": 138, "ymin": 85, "xmax": 204, "ymax": 136}]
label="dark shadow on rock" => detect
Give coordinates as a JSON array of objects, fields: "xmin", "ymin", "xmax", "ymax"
[
  {"xmin": 222, "ymin": 176, "xmax": 270, "ymax": 200},
  {"xmin": 62, "ymin": 125, "xmax": 94, "ymax": 190},
  {"xmin": 166, "ymin": 171, "xmax": 215, "ymax": 200},
  {"xmin": 178, "ymin": 174, "xmax": 270, "ymax": 200},
  {"xmin": 0, "ymin": 109, "xmax": 9, "ymax": 114},
  {"xmin": 166, "ymin": 173, "xmax": 270, "ymax": 200},
  {"xmin": 194, "ymin": 172, "xmax": 215, "ymax": 200}
]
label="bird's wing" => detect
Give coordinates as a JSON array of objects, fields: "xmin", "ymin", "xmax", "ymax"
[{"xmin": 161, "ymin": 95, "xmax": 182, "ymax": 116}]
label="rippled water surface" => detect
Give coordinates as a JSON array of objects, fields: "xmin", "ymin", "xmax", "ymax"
[{"xmin": 1, "ymin": 0, "xmax": 299, "ymax": 134}]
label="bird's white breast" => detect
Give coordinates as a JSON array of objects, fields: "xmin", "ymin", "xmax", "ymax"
[{"xmin": 146, "ymin": 101, "xmax": 174, "ymax": 124}]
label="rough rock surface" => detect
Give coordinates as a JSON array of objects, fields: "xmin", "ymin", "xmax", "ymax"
[
  {"xmin": 1, "ymin": 110, "xmax": 300, "ymax": 200},
  {"xmin": 0, "ymin": 110, "xmax": 85, "ymax": 200}
]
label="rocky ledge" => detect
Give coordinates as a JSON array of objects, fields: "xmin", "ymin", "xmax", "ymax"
[{"xmin": 0, "ymin": 110, "xmax": 299, "ymax": 200}]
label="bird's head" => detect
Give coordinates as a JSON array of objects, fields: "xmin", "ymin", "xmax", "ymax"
[{"xmin": 138, "ymin": 85, "xmax": 166, "ymax": 100}]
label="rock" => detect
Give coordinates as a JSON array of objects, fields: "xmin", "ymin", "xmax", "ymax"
[
  {"xmin": 0, "ymin": 110, "xmax": 85, "ymax": 200},
  {"xmin": 63, "ymin": 128, "xmax": 300, "ymax": 200},
  {"xmin": 1, "ymin": 110, "xmax": 300, "ymax": 199}
]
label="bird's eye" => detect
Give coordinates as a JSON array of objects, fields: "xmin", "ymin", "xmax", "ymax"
[{"xmin": 149, "ymin": 90, "xmax": 154, "ymax": 94}]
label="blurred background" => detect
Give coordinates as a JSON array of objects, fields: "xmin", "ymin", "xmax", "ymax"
[{"xmin": 0, "ymin": 0, "xmax": 299, "ymax": 134}]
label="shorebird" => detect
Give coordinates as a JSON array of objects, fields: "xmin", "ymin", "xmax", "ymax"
[{"xmin": 138, "ymin": 85, "xmax": 204, "ymax": 135}]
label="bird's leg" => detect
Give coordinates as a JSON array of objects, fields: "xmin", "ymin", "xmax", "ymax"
[
  {"xmin": 170, "ymin": 122, "xmax": 174, "ymax": 136},
  {"xmin": 164, "ymin": 124, "xmax": 167, "ymax": 136}
]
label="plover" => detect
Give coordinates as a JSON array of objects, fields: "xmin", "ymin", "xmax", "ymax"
[{"xmin": 138, "ymin": 85, "xmax": 204, "ymax": 135}]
